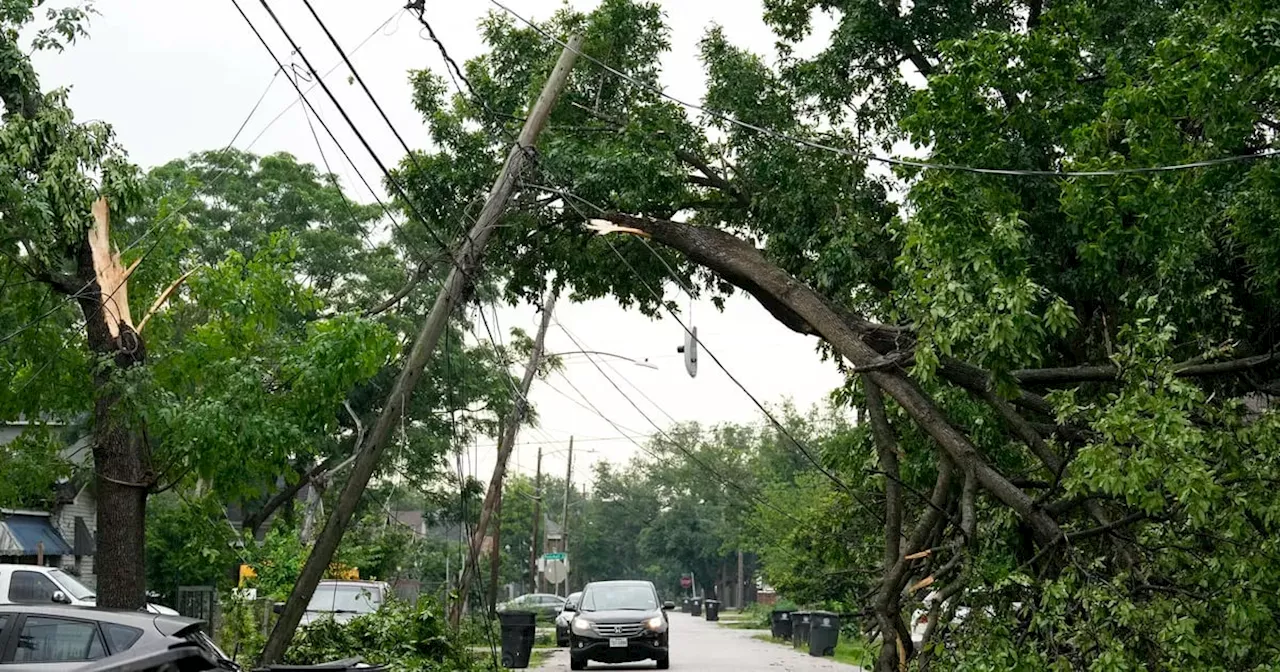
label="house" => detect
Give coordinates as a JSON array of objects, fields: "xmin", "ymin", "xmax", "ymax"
[{"xmin": 0, "ymin": 419, "xmax": 97, "ymax": 586}]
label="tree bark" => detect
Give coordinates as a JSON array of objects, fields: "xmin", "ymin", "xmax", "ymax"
[
  {"xmin": 864, "ymin": 376, "xmax": 905, "ymax": 672},
  {"xmin": 258, "ymin": 37, "xmax": 583, "ymax": 665}
]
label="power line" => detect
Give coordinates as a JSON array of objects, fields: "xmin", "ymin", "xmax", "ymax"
[
  {"xmin": 241, "ymin": 8, "xmax": 406, "ymax": 153},
  {"xmin": 485, "ymin": 0, "xmax": 1280, "ymax": 178},
  {"xmin": 550, "ymin": 322, "xmax": 807, "ymax": 527}
]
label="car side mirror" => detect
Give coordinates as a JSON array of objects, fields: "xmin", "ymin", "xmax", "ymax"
[
  {"xmin": 51, "ymin": 590, "xmax": 71, "ymax": 605},
  {"xmin": 662, "ymin": 601, "xmax": 675, "ymax": 611},
  {"xmin": 563, "ymin": 603, "xmax": 577, "ymax": 613},
  {"xmin": 272, "ymin": 602, "xmax": 284, "ymax": 615}
]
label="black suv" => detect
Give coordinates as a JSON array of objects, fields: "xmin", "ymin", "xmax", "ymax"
[{"xmin": 565, "ymin": 580, "xmax": 673, "ymax": 670}]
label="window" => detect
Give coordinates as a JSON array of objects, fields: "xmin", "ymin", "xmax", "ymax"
[
  {"xmin": 103, "ymin": 623, "xmax": 143, "ymax": 653},
  {"xmin": 8, "ymin": 571, "xmax": 59, "ymax": 603},
  {"xmin": 0, "ymin": 615, "xmax": 8, "ymax": 640},
  {"xmin": 13, "ymin": 616, "xmax": 105, "ymax": 663},
  {"xmin": 305, "ymin": 585, "xmax": 380, "ymax": 614},
  {"xmin": 47, "ymin": 568, "xmax": 95, "ymax": 601}
]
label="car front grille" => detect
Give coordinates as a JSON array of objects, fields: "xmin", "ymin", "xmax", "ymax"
[{"xmin": 592, "ymin": 622, "xmax": 645, "ymax": 637}]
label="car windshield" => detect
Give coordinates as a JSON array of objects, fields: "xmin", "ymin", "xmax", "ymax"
[
  {"xmin": 48, "ymin": 569, "xmax": 96, "ymax": 601},
  {"xmin": 306, "ymin": 584, "xmax": 382, "ymax": 614},
  {"xmin": 580, "ymin": 584, "xmax": 657, "ymax": 612}
]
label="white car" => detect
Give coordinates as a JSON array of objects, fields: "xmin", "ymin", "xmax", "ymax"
[
  {"xmin": 0, "ymin": 564, "xmax": 178, "ymax": 615},
  {"xmin": 297, "ymin": 579, "xmax": 391, "ymax": 626}
]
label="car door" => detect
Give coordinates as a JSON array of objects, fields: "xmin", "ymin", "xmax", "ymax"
[{"xmin": 0, "ymin": 613, "xmax": 108, "ymax": 667}]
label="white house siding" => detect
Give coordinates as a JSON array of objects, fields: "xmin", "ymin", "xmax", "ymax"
[{"xmin": 51, "ymin": 486, "xmax": 96, "ymax": 588}]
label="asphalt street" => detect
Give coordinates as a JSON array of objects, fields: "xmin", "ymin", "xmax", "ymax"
[{"xmin": 531, "ymin": 611, "xmax": 864, "ymax": 671}]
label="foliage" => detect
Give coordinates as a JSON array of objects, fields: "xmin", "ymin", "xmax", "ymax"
[
  {"xmin": 0, "ymin": 425, "xmax": 72, "ymax": 509},
  {"xmin": 144, "ymin": 493, "xmax": 239, "ymax": 604},
  {"xmin": 283, "ymin": 598, "xmax": 479, "ymax": 671}
]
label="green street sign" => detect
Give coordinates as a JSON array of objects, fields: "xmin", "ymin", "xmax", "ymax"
[{"xmin": 543, "ymin": 552, "xmax": 566, "ymax": 561}]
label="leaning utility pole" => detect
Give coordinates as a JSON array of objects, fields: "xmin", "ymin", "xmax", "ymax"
[
  {"xmin": 561, "ymin": 436, "xmax": 573, "ymax": 595},
  {"xmin": 259, "ymin": 36, "xmax": 584, "ymax": 665},
  {"xmin": 450, "ymin": 287, "xmax": 558, "ymax": 625},
  {"xmin": 530, "ymin": 446, "xmax": 544, "ymax": 593}
]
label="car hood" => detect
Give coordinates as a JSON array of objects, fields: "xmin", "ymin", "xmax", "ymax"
[{"xmin": 576, "ymin": 609, "xmax": 662, "ymax": 624}]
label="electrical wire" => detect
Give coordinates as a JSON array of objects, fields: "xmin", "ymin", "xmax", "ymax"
[{"xmin": 485, "ymin": 0, "xmax": 1280, "ymax": 178}]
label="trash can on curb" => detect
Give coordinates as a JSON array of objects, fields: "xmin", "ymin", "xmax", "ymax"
[
  {"xmin": 690, "ymin": 598, "xmax": 703, "ymax": 617},
  {"xmin": 808, "ymin": 611, "xmax": 840, "ymax": 657},
  {"xmin": 791, "ymin": 611, "xmax": 812, "ymax": 649},
  {"xmin": 498, "ymin": 610, "xmax": 536, "ymax": 668},
  {"xmin": 704, "ymin": 599, "xmax": 721, "ymax": 622},
  {"xmin": 681, "ymin": 598, "xmax": 689, "ymax": 613},
  {"xmin": 770, "ymin": 609, "xmax": 795, "ymax": 640}
]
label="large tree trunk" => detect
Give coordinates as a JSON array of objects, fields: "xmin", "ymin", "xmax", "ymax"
[{"xmin": 74, "ymin": 210, "xmax": 150, "ymax": 609}]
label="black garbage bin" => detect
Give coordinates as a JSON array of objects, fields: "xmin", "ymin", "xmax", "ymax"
[
  {"xmin": 791, "ymin": 610, "xmax": 812, "ymax": 649},
  {"xmin": 498, "ymin": 610, "xmax": 537, "ymax": 668},
  {"xmin": 681, "ymin": 598, "xmax": 689, "ymax": 613},
  {"xmin": 770, "ymin": 609, "xmax": 795, "ymax": 640},
  {"xmin": 690, "ymin": 597, "xmax": 703, "ymax": 617},
  {"xmin": 808, "ymin": 610, "xmax": 840, "ymax": 657},
  {"xmin": 704, "ymin": 599, "xmax": 721, "ymax": 622}
]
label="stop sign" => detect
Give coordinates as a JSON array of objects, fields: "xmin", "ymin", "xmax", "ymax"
[{"xmin": 680, "ymin": 575, "xmax": 692, "ymax": 588}]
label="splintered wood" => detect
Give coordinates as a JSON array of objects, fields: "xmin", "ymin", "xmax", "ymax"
[{"xmin": 88, "ymin": 197, "xmax": 136, "ymax": 338}]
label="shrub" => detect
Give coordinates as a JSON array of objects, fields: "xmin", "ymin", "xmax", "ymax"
[{"xmin": 283, "ymin": 598, "xmax": 478, "ymax": 671}]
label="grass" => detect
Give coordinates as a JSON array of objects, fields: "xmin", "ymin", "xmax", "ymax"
[
  {"xmin": 529, "ymin": 649, "xmax": 554, "ymax": 667},
  {"xmin": 751, "ymin": 632, "xmax": 876, "ymax": 668}
]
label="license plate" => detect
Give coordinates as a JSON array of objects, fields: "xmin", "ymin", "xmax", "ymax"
[{"xmin": 609, "ymin": 637, "xmax": 628, "ymax": 648}]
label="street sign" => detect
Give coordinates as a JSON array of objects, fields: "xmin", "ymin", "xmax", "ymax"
[
  {"xmin": 543, "ymin": 552, "xmax": 566, "ymax": 561},
  {"xmin": 543, "ymin": 559, "xmax": 567, "ymax": 584}
]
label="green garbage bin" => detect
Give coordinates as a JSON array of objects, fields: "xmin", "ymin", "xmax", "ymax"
[
  {"xmin": 705, "ymin": 599, "xmax": 720, "ymax": 622},
  {"xmin": 808, "ymin": 610, "xmax": 840, "ymax": 657},
  {"xmin": 791, "ymin": 611, "xmax": 812, "ymax": 649}
]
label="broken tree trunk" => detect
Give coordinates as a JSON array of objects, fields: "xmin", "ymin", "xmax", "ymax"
[
  {"xmin": 597, "ymin": 212, "xmax": 1063, "ymax": 548},
  {"xmin": 258, "ymin": 36, "xmax": 584, "ymax": 665},
  {"xmin": 76, "ymin": 198, "xmax": 150, "ymax": 609},
  {"xmin": 450, "ymin": 286, "xmax": 558, "ymax": 626}
]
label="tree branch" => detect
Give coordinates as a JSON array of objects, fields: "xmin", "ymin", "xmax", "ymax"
[{"xmin": 1012, "ymin": 353, "xmax": 1276, "ymax": 385}]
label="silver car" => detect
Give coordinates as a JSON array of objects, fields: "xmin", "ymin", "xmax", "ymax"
[
  {"xmin": 555, "ymin": 592, "xmax": 582, "ymax": 646},
  {"xmin": 298, "ymin": 580, "xmax": 390, "ymax": 626}
]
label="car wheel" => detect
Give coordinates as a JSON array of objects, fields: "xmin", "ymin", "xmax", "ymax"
[
  {"xmin": 656, "ymin": 655, "xmax": 670, "ymax": 669},
  {"xmin": 570, "ymin": 655, "xmax": 587, "ymax": 670}
]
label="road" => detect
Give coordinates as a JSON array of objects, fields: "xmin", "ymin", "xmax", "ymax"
[{"xmin": 530, "ymin": 612, "xmax": 863, "ymax": 671}]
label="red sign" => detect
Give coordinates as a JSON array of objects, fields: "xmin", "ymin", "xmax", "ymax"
[{"xmin": 680, "ymin": 575, "xmax": 692, "ymax": 588}]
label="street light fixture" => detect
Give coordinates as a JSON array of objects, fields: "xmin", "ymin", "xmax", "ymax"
[{"xmin": 543, "ymin": 350, "xmax": 659, "ymax": 370}]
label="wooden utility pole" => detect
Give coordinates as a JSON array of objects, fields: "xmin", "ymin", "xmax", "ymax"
[
  {"xmin": 450, "ymin": 286, "xmax": 558, "ymax": 625},
  {"xmin": 530, "ymin": 446, "xmax": 543, "ymax": 593},
  {"xmin": 736, "ymin": 549, "xmax": 744, "ymax": 609},
  {"xmin": 259, "ymin": 36, "xmax": 584, "ymax": 665},
  {"xmin": 561, "ymin": 436, "xmax": 573, "ymax": 595},
  {"xmin": 487, "ymin": 486, "xmax": 503, "ymax": 611}
]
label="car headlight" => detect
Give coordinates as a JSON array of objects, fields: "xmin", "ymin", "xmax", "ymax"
[
  {"xmin": 645, "ymin": 615, "xmax": 664, "ymax": 630},
  {"xmin": 572, "ymin": 617, "xmax": 593, "ymax": 633}
]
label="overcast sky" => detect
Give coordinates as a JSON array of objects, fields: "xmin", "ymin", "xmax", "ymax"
[{"xmin": 32, "ymin": 0, "xmax": 847, "ymax": 490}]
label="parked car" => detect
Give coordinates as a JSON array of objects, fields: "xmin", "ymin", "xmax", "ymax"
[
  {"xmin": 0, "ymin": 565, "xmax": 178, "ymax": 616},
  {"xmin": 295, "ymin": 580, "xmax": 391, "ymax": 626},
  {"xmin": 565, "ymin": 580, "xmax": 673, "ymax": 670},
  {"xmin": 554, "ymin": 591, "xmax": 582, "ymax": 647},
  {"xmin": 0, "ymin": 603, "xmax": 235, "ymax": 670},
  {"xmin": 495, "ymin": 592, "xmax": 565, "ymax": 622}
]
